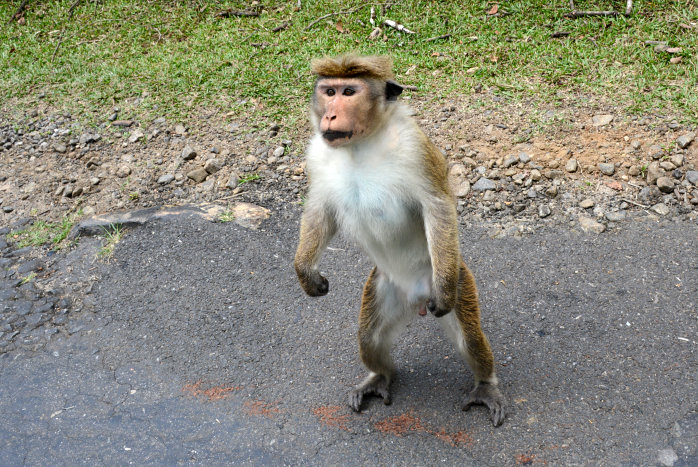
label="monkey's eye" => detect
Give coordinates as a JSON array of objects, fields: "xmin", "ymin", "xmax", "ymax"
[
  {"xmin": 343, "ymin": 88, "xmax": 355, "ymax": 96},
  {"xmin": 326, "ymin": 89, "xmax": 336, "ymax": 96}
]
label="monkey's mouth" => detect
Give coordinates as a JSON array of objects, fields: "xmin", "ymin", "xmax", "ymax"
[{"xmin": 322, "ymin": 130, "xmax": 353, "ymax": 142}]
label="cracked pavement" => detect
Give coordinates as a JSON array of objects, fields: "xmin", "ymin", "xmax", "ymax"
[{"xmin": 1, "ymin": 203, "xmax": 696, "ymax": 465}]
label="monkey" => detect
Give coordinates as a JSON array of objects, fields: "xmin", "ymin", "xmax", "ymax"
[{"xmin": 294, "ymin": 55, "xmax": 506, "ymax": 426}]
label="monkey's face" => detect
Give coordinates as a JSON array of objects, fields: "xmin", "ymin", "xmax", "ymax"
[{"xmin": 313, "ymin": 78, "xmax": 382, "ymax": 148}]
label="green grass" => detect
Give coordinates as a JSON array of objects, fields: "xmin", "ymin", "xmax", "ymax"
[
  {"xmin": 97, "ymin": 224, "xmax": 124, "ymax": 260},
  {"xmin": 8, "ymin": 210, "xmax": 81, "ymax": 249},
  {"xmin": 238, "ymin": 173, "xmax": 261, "ymax": 184},
  {"xmin": 218, "ymin": 210, "xmax": 235, "ymax": 223},
  {"xmin": 1, "ymin": 1, "xmax": 696, "ymax": 125}
]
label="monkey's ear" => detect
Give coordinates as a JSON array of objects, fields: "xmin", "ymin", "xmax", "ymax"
[{"xmin": 385, "ymin": 80, "xmax": 404, "ymax": 101}]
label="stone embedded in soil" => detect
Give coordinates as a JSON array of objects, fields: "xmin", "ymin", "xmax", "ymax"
[
  {"xmin": 182, "ymin": 146, "xmax": 197, "ymax": 160},
  {"xmin": 676, "ymin": 132, "xmax": 695, "ymax": 149},
  {"xmin": 226, "ymin": 172, "xmax": 240, "ymax": 189},
  {"xmin": 580, "ymin": 198, "xmax": 595, "ymax": 209},
  {"xmin": 579, "ymin": 216, "xmax": 606, "ymax": 233},
  {"xmin": 503, "ymin": 155, "xmax": 518, "ymax": 168},
  {"xmin": 538, "ymin": 205, "xmax": 551, "ymax": 218},
  {"xmin": 204, "ymin": 158, "xmax": 223, "ymax": 174},
  {"xmin": 670, "ymin": 154, "xmax": 684, "ymax": 167},
  {"xmin": 79, "ymin": 133, "xmax": 100, "ymax": 145},
  {"xmin": 472, "ymin": 177, "xmax": 496, "ymax": 191},
  {"xmin": 518, "ymin": 152, "xmax": 531, "ymax": 164},
  {"xmin": 599, "ymin": 163, "xmax": 615, "ymax": 176},
  {"xmin": 684, "ymin": 171, "xmax": 698, "ymax": 185},
  {"xmin": 647, "ymin": 162, "xmax": 665, "ymax": 185},
  {"xmin": 648, "ymin": 145, "xmax": 664, "ymax": 160},
  {"xmin": 605, "ymin": 211, "xmax": 627, "ymax": 222},
  {"xmin": 273, "ymin": 146, "xmax": 285, "ymax": 158},
  {"xmin": 565, "ymin": 159, "xmax": 578, "ymax": 173},
  {"xmin": 112, "ymin": 120, "xmax": 134, "ymax": 127},
  {"xmin": 175, "ymin": 124, "xmax": 187, "ymax": 135},
  {"xmin": 128, "ymin": 129, "xmax": 145, "ymax": 143},
  {"xmin": 53, "ymin": 143, "xmax": 67, "ymax": 153},
  {"xmin": 157, "ymin": 174, "xmax": 175, "ymax": 185},
  {"xmin": 592, "ymin": 114, "xmax": 614, "ymax": 127},
  {"xmin": 651, "ymin": 203, "xmax": 670, "ymax": 216},
  {"xmin": 116, "ymin": 165, "xmax": 131, "ymax": 178},
  {"xmin": 187, "ymin": 168, "xmax": 208, "ymax": 183}
]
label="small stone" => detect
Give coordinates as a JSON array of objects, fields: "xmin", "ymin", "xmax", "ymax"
[
  {"xmin": 79, "ymin": 133, "xmax": 100, "ymax": 145},
  {"xmin": 605, "ymin": 211, "xmax": 626, "ymax": 222},
  {"xmin": 181, "ymin": 146, "xmax": 197, "ymax": 160},
  {"xmin": 666, "ymin": 47, "xmax": 682, "ymax": 54},
  {"xmin": 153, "ymin": 117, "xmax": 166, "ymax": 125},
  {"xmin": 472, "ymin": 177, "xmax": 496, "ymax": 191},
  {"xmin": 204, "ymin": 158, "xmax": 223, "ymax": 174},
  {"xmin": 651, "ymin": 203, "xmax": 670, "ymax": 216},
  {"xmin": 452, "ymin": 179, "xmax": 471, "ymax": 198},
  {"xmin": 659, "ymin": 161, "xmax": 675, "ymax": 171},
  {"xmin": 54, "ymin": 185, "xmax": 65, "ymax": 197},
  {"xmin": 592, "ymin": 114, "xmax": 614, "ymax": 127},
  {"xmin": 226, "ymin": 172, "xmax": 240, "ymax": 189},
  {"xmin": 579, "ymin": 216, "xmax": 606, "ymax": 233},
  {"xmin": 72, "ymin": 186, "xmax": 83, "ymax": 197},
  {"xmin": 175, "ymin": 124, "xmax": 186, "ymax": 135},
  {"xmin": 565, "ymin": 159, "xmax": 578, "ymax": 173},
  {"xmin": 116, "ymin": 165, "xmax": 131, "ymax": 178},
  {"xmin": 538, "ymin": 205, "xmax": 551, "ymax": 218},
  {"xmin": 128, "ymin": 129, "xmax": 145, "ymax": 143},
  {"xmin": 686, "ymin": 171, "xmax": 698, "ymax": 185},
  {"xmin": 676, "ymin": 132, "xmax": 695, "ymax": 149},
  {"xmin": 628, "ymin": 165, "xmax": 640, "ymax": 176},
  {"xmin": 530, "ymin": 169, "xmax": 541, "ymax": 181},
  {"xmin": 112, "ymin": 120, "xmax": 133, "ymax": 127},
  {"xmin": 599, "ymin": 163, "xmax": 615, "ymax": 176},
  {"xmin": 580, "ymin": 198, "xmax": 595, "ymax": 209},
  {"xmin": 545, "ymin": 185, "xmax": 558, "ymax": 198},
  {"xmin": 53, "ymin": 143, "xmax": 67, "ymax": 153},
  {"xmin": 630, "ymin": 140, "xmax": 642, "ymax": 150},
  {"xmin": 648, "ymin": 145, "xmax": 664, "ymax": 160},
  {"xmin": 157, "ymin": 174, "xmax": 175, "ymax": 185},
  {"xmin": 670, "ymin": 154, "xmax": 684, "ymax": 167},
  {"xmin": 518, "ymin": 152, "xmax": 531, "ymax": 164},
  {"xmin": 647, "ymin": 162, "xmax": 663, "ymax": 185},
  {"xmin": 548, "ymin": 160, "xmax": 560, "ymax": 169},
  {"xmin": 526, "ymin": 188, "xmax": 537, "ymax": 199},
  {"xmin": 187, "ymin": 168, "xmax": 208, "ymax": 183},
  {"xmin": 273, "ymin": 146, "xmax": 285, "ymax": 158},
  {"xmin": 3, "ymin": 206, "xmax": 14, "ymax": 213},
  {"xmin": 656, "ymin": 177, "xmax": 674, "ymax": 193},
  {"xmin": 503, "ymin": 155, "xmax": 518, "ymax": 168},
  {"xmin": 544, "ymin": 170, "xmax": 564, "ymax": 179},
  {"xmin": 90, "ymin": 177, "xmax": 100, "ymax": 185}
]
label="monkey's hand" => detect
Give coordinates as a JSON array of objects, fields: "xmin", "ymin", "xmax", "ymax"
[
  {"xmin": 297, "ymin": 269, "xmax": 329, "ymax": 297},
  {"xmin": 463, "ymin": 382, "xmax": 506, "ymax": 427},
  {"xmin": 426, "ymin": 298, "xmax": 454, "ymax": 318}
]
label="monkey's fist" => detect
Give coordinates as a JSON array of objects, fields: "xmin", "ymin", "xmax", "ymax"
[
  {"xmin": 427, "ymin": 298, "xmax": 453, "ymax": 318},
  {"xmin": 298, "ymin": 271, "xmax": 329, "ymax": 297}
]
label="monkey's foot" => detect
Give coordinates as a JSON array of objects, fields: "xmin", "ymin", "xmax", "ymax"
[
  {"xmin": 462, "ymin": 382, "xmax": 506, "ymax": 427},
  {"xmin": 349, "ymin": 373, "xmax": 391, "ymax": 412}
]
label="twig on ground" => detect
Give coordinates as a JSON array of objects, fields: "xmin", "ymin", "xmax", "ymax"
[
  {"xmin": 425, "ymin": 34, "xmax": 451, "ymax": 42},
  {"xmin": 383, "ymin": 19, "xmax": 415, "ymax": 34},
  {"xmin": 8, "ymin": 0, "xmax": 30, "ymax": 24},
  {"xmin": 272, "ymin": 22, "xmax": 290, "ymax": 32},
  {"xmin": 401, "ymin": 84, "xmax": 418, "ymax": 91},
  {"xmin": 51, "ymin": 0, "xmax": 81, "ymax": 62},
  {"xmin": 621, "ymin": 198, "xmax": 649, "ymax": 208},
  {"xmin": 216, "ymin": 9, "xmax": 260, "ymax": 18},
  {"xmin": 370, "ymin": 6, "xmax": 376, "ymax": 27},
  {"xmin": 305, "ymin": 5, "xmax": 363, "ymax": 31}
]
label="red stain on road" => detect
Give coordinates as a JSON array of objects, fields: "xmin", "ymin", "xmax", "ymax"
[
  {"xmin": 312, "ymin": 405, "xmax": 350, "ymax": 431},
  {"xmin": 244, "ymin": 400, "xmax": 281, "ymax": 418},
  {"xmin": 183, "ymin": 381, "xmax": 241, "ymax": 401}
]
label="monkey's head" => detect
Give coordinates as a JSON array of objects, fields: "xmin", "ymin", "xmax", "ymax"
[{"xmin": 310, "ymin": 55, "xmax": 404, "ymax": 148}]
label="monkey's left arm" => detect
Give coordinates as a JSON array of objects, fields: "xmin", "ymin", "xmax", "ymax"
[
  {"xmin": 422, "ymin": 195, "xmax": 460, "ymax": 317},
  {"xmin": 294, "ymin": 202, "xmax": 337, "ymax": 297}
]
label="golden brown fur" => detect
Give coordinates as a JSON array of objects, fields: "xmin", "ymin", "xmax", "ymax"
[{"xmin": 311, "ymin": 55, "xmax": 395, "ymax": 80}]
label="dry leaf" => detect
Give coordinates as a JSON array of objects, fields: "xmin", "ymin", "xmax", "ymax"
[
  {"xmin": 487, "ymin": 4, "xmax": 499, "ymax": 15},
  {"xmin": 466, "ymin": 67, "xmax": 479, "ymax": 74},
  {"xmin": 605, "ymin": 181, "xmax": 623, "ymax": 191},
  {"xmin": 336, "ymin": 20, "xmax": 345, "ymax": 33},
  {"xmin": 670, "ymin": 56, "xmax": 682, "ymax": 64},
  {"xmin": 490, "ymin": 54, "xmax": 498, "ymax": 63}
]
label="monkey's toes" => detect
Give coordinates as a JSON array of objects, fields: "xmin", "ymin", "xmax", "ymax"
[
  {"xmin": 462, "ymin": 383, "xmax": 506, "ymax": 427},
  {"xmin": 348, "ymin": 375, "xmax": 391, "ymax": 412}
]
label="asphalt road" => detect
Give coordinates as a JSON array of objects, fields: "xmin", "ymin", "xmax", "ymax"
[{"xmin": 1, "ymin": 203, "xmax": 696, "ymax": 465}]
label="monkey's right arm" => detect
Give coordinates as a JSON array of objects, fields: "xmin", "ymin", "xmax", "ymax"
[{"xmin": 294, "ymin": 203, "xmax": 337, "ymax": 297}]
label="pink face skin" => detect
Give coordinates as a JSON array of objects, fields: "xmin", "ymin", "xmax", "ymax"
[{"xmin": 314, "ymin": 78, "xmax": 380, "ymax": 148}]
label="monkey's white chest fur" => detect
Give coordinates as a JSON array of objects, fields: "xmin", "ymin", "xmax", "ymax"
[{"xmin": 307, "ymin": 120, "xmax": 432, "ymax": 301}]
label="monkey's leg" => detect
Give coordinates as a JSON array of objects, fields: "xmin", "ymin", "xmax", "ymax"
[
  {"xmin": 349, "ymin": 267, "xmax": 408, "ymax": 412},
  {"xmin": 438, "ymin": 262, "xmax": 506, "ymax": 427}
]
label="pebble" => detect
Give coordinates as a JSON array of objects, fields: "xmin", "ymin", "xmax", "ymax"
[
  {"xmin": 657, "ymin": 177, "xmax": 675, "ymax": 193},
  {"xmin": 157, "ymin": 174, "xmax": 175, "ymax": 185},
  {"xmin": 503, "ymin": 155, "xmax": 518, "ymax": 168},
  {"xmin": 580, "ymin": 199, "xmax": 595, "ymax": 209},
  {"xmin": 518, "ymin": 152, "xmax": 531, "ymax": 164},
  {"xmin": 651, "ymin": 203, "xmax": 670, "ymax": 216},
  {"xmin": 116, "ymin": 165, "xmax": 131, "ymax": 178},
  {"xmin": 273, "ymin": 146, "xmax": 285, "ymax": 158},
  {"xmin": 676, "ymin": 132, "xmax": 695, "ymax": 149},
  {"xmin": 112, "ymin": 120, "xmax": 133, "ymax": 127},
  {"xmin": 175, "ymin": 124, "xmax": 187, "ymax": 135},
  {"xmin": 605, "ymin": 211, "xmax": 626, "ymax": 222},
  {"xmin": 599, "ymin": 163, "xmax": 615, "ymax": 176},
  {"xmin": 226, "ymin": 172, "xmax": 240, "ymax": 189},
  {"xmin": 579, "ymin": 216, "xmax": 606, "ymax": 233},
  {"xmin": 53, "ymin": 143, "xmax": 67, "ymax": 153},
  {"xmin": 181, "ymin": 146, "xmax": 197, "ymax": 160},
  {"xmin": 472, "ymin": 177, "xmax": 496, "ymax": 191},
  {"xmin": 79, "ymin": 133, "xmax": 100, "ymax": 145},
  {"xmin": 592, "ymin": 114, "xmax": 613, "ymax": 127},
  {"xmin": 646, "ymin": 162, "xmax": 663, "ymax": 185},
  {"xmin": 648, "ymin": 145, "xmax": 664, "ymax": 160},
  {"xmin": 686, "ymin": 171, "xmax": 698, "ymax": 185},
  {"xmin": 530, "ymin": 169, "xmax": 542, "ymax": 181},
  {"xmin": 128, "ymin": 129, "xmax": 145, "ymax": 143},
  {"xmin": 187, "ymin": 168, "xmax": 208, "ymax": 183},
  {"xmin": 670, "ymin": 154, "xmax": 684, "ymax": 167},
  {"xmin": 538, "ymin": 205, "xmax": 551, "ymax": 218},
  {"xmin": 204, "ymin": 158, "xmax": 223, "ymax": 174},
  {"xmin": 657, "ymin": 448, "xmax": 678, "ymax": 466},
  {"xmin": 565, "ymin": 159, "xmax": 578, "ymax": 173}
]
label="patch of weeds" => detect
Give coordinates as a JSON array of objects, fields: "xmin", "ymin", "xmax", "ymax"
[
  {"xmin": 19, "ymin": 272, "xmax": 37, "ymax": 285},
  {"xmin": 9, "ymin": 210, "xmax": 82, "ymax": 249},
  {"xmin": 218, "ymin": 210, "xmax": 235, "ymax": 223},
  {"xmin": 129, "ymin": 192, "xmax": 140, "ymax": 201},
  {"xmin": 238, "ymin": 174, "xmax": 260, "ymax": 185},
  {"xmin": 97, "ymin": 224, "xmax": 124, "ymax": 260},
  {"xmin": 640, "ymin": 163, "xmax": 649, "ymax": 178}
]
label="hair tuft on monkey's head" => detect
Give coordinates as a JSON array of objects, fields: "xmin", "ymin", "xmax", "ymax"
[{"xmin": 311, "ymin": 54, "xmax": 395, "ymax": 81}]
